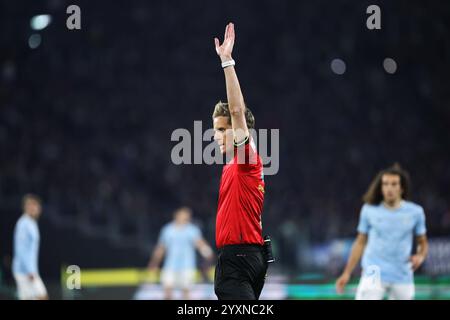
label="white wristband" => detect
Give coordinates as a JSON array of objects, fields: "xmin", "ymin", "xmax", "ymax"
[{"xmin": 221, "ymin": 59, "xmax": 235, "ymax": 69}]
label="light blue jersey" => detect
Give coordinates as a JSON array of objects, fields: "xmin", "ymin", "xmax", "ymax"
[
  {"xmin": 12, "ymin": 215, "xmax": 40, "ymax": 275},
  {"xmin": 158, "ymin": 222, "xmax": 201, "ymax": 271},
  {"xmin": 357, "ymin": 200, "xmax": 427, "ymax": 284}
]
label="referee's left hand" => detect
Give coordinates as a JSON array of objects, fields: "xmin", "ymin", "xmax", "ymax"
[{"xmin": 214, "ymin": 22, "xmax": 235, "ymax": 62}]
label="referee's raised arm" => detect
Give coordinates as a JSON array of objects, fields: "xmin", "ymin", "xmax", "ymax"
[{"xmin": 214, "ymin": 22, "xmax": 249, "ymax": 145}]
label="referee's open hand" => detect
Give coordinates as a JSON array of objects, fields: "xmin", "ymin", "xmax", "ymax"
[{"xmin": 214, "ymin": 22, "xmax": 235, "ymax": 62}]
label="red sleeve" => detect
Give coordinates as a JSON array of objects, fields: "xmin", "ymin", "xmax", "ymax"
[{"xmin": 234, "ymin": 136, "xmax": 260, "ymax": 172}]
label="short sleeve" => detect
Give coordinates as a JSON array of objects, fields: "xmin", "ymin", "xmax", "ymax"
[
  {"xmin": 190, "ymin": 225, "xmax": 201, "ymax": 242},
  {"xmin": 157, "ymin": 226, "xmax": 169, "ymax": 246},
  {"xmin": 415, "ymin": 207, "xmax": 427, "ymax": 236},
  {"xmin": 235, "ymin": 137, "xmax": 260, "ymax": 172},
  {"xmin": 357, "ymin": 205, "xmax": 371, "ymax": 234}
]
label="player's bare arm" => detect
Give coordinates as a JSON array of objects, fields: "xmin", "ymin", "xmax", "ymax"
[
  {"xmin": 411, "ymin": 235, "xmax": 428, "ymax": 271},
  {"xmin": 148, "ymin": 244, "xmax": 165, "ymax": 270},
  {"xmin": 336, "ymin": 233, "xmax": 368, "ymax": 294},
  {"xmin": 214, "ymin": 22, "xmax": 249, "ymax": 144},
  {"xmin": 195, "ymin": 238, "xmax": 214, "ymax": 261}
]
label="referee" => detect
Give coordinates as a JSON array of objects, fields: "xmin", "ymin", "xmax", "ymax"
[{"xmin": 211, "ymin": 22, "xmax": 269, "ymax": 300}]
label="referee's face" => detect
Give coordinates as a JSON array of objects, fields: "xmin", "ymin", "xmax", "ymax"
[{"xmin": 213, "ymin": 116, "xmax": 233, "ymax": 154}]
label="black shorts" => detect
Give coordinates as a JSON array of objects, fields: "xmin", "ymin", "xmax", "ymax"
[{"xmin": 214, "ymin": 244, "xmax": 268, "ymax": 300}]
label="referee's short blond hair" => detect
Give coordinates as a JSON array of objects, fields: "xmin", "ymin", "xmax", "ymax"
[{"xmin": 212, "ymin": 101, "xmax": 255, "ymax": 129}]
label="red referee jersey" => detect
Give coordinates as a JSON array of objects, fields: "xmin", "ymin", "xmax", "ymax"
[{"xmin": 216, "ymin": 136, "xmax": 265, "ymax": 248}]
